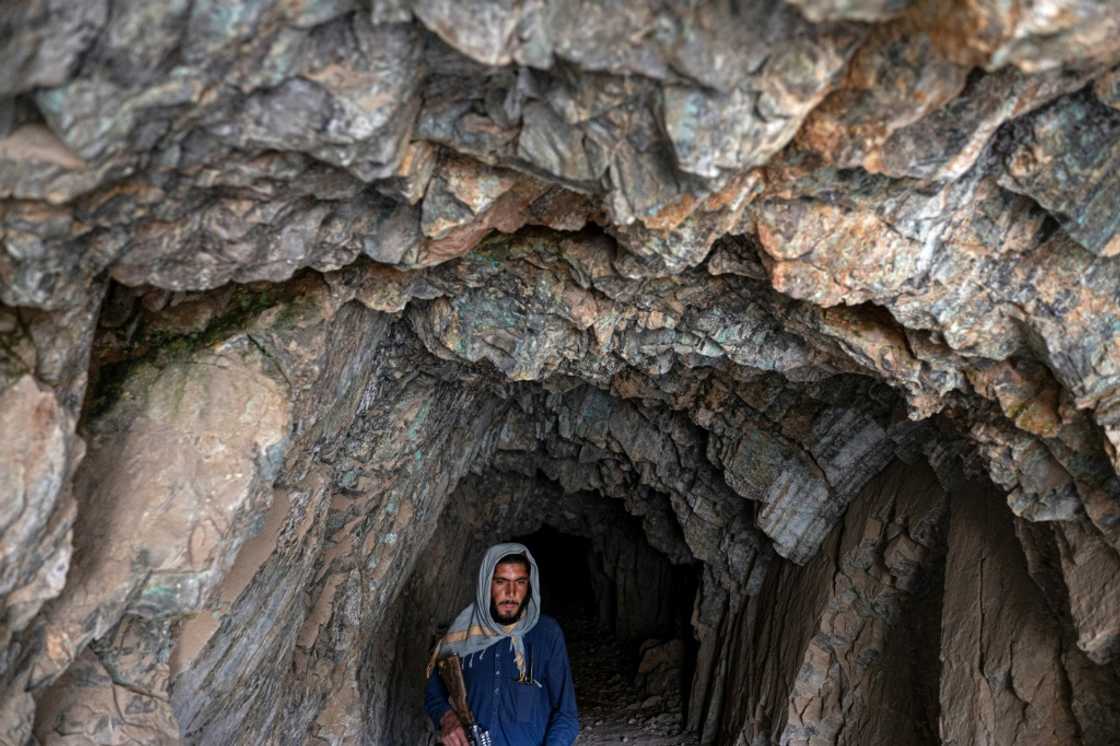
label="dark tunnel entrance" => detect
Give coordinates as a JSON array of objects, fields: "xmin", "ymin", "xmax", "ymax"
[
  {"xmin": 511, "ymin": 526, "xmax": 598, "ymax": 621},
  {"xmin": 379, "ymin": 473, "xmax": 707, "ymax": 745},
  {"xmin": 511, "ymin": 524, "xmax": 701, "ymax": 741}
]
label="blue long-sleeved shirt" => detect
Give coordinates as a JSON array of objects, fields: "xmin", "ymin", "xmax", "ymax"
[{"xmin": 424, "ymin": 615, "xmax": 579, "ymax": 746}]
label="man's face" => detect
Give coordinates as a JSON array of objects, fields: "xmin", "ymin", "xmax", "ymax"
[{"xmin": 490, "ymin": 560, "xmax": 530, "ymax": 624}]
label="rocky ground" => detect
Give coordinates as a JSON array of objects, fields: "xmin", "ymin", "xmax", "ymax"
[{"xmin": 563, "ymin": 616, "xmax": 699, "ymax": 746}]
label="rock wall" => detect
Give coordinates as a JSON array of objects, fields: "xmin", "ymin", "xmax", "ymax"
[
  {"xmin": 3, "ymin": 1, "xmax": 1120, "ymax": 744},
  {"xmin": 719, "ymin": 459, "xmax": 947, "ymax": 745}
]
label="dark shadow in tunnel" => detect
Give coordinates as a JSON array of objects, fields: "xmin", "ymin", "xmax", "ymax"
[
  {"xmin": 511, "ymin": 524, "xmax": 701, "ymax": 727},
  {"xmin": 513, "ymin": 525, "xmax": 598, "ymax": 621}
]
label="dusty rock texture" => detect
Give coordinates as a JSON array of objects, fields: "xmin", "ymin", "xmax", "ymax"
[{"xmin": 3, "ymin": 1, "xmax": 1120, "ymax": 744}]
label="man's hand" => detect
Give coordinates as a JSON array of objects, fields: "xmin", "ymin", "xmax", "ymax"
[{"xmin": 439, "ymin": 709, "xmax": 470, "ymax": 746}]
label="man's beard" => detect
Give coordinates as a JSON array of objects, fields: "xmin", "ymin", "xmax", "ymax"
[{"xmin": 491, "ymin": 598, "xmax": 524, "ymax": 624}]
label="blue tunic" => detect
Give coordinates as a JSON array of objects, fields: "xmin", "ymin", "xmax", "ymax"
[{"xmin": 424, "ymin": 615, "xmax": 579, "ymax": 746}]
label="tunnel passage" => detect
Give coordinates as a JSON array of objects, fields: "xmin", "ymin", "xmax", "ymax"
[
  {"xmin": 512, "ymin": 524, "xmax": 701, "ymax": 730},
  {"xmin": 11, "ymin": 260, "xmax": 1120, "ymax": 746},
  {"xmin": 365, "ymin": 445, "xmax": 1120, "ymax": 746},
  {"xmin": 370, "ymin": 469, "xmax": 705, "ymax": 744},
  {"xmin": 512, "ymin": 524, "xmax": 697, "ymax": 647},
  {"xmin": 13, "ymin": 276, "xmax": 1120, "ymax": 746}
]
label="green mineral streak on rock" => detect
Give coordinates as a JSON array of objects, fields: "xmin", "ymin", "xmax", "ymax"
[
  {"xmin": 138, "ymin": 584, "xmax": 178, "ymax": 603},
  {"xmin": 84, "ymin": 357, "xmax": 153, "ymax": 422},
  {"xmin": 82, "ymin": 280, "xmax": 302, "ymax": 422},
  {"xmin": 474, "ymin": 232, "xmax": 516, "ymax": 263},
  {"xmin": 405, "ymin": 399, "xmax": 432, "ymax": 442},
  {"xmin": 0, "ymin": 332, "xmax": 33, "ymax": 384},
  {"xmin": 338, "ymin": 469, "xmax": 359, "ymax": 490}
]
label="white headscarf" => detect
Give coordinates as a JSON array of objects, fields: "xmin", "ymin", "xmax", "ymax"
[{"xmin": 426, "ymin": 543, "xmax": 541, "ymax": 679}]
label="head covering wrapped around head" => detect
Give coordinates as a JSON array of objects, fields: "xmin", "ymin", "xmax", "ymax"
[{"xmin": 426, "ymin": 542, "xmax": 541, "ymax": 680}]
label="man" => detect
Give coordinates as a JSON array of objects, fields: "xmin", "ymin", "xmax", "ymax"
[{"xmin": 424, "ymin": 542, "xmax": 579, "ymax": 746}]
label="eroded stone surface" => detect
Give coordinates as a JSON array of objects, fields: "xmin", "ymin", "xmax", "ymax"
[
  {"xmin": 939, "ymin": 477, "xmax": 1080, "ymax": 746},
  {"xmin": 718, "ymin": 460, "xmax": 947, "ymax": 745},
  {"xmin": 0, "ymin": 377, "xmax": 75, "ymax": 653},
  {"xmin": 26, "ymin": 341, "xmax": 291, "ymax": 698},
  {"xmin": 3, "ymin": 2, "xmax": 1120, "ymax": 745}
]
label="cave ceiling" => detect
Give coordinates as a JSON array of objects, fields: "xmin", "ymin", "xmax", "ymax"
[{"xmin": 3, "ymin": 1, "xmax": 1120, "ymax": 744}]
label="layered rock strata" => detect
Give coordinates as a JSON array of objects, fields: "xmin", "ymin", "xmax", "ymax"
[{"xmin": 3, "ymin": 1, "xmax": 1120, "ymax": 744}]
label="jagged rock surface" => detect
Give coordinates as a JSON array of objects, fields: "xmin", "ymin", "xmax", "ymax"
[{"xmin": 3, "ymin": 1, "xmax": 1120, "ymax": 744}]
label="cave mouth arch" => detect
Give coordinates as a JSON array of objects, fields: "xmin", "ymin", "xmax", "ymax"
[{"xmin": 21, "ymin": 270, "xmax": 1120, "ymax": 746}]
